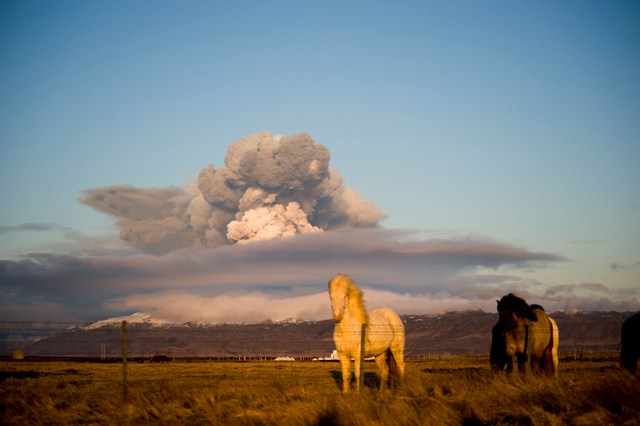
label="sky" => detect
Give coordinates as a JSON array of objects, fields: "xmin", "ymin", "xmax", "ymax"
[{"xmin": 1, "ymin": 1, "xmax": 639, "ymax": 324}]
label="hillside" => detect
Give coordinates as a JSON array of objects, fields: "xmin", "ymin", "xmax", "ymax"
[{"xmin": 19, "ymin": 311, "xmax": 634, "ymax": 358}]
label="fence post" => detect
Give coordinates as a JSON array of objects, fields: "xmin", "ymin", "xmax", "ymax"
[
  {"xmin": 359, "ymin": 324, "xmax": 366, "ymax": 390},
  {"xmin": 122, "ymin": 321, "xmax": 128, "ymax": 387}
]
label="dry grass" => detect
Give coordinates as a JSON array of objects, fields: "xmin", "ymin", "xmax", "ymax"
[{"xmin": 1, "ymin": 356, "xmax": 638, "ymax": 425}]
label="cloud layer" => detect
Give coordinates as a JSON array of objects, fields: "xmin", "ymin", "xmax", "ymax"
[
  {"xmin": 80, "ymin": 131, "xmax": 385, "ymax": 253},
  {"xmin": 3, "ymin": 228, "xmax": 636, "ymax": 323}
]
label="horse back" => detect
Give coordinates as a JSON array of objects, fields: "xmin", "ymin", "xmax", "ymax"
[
  {"xmin": 369, "ymin": 307, "xmax": 404, "ymax": 332},
  {"xmin": 366, "ymin": 307, "xmax": 405, "ymax": 355},
  {"xmin": 530, "ymin": 308, "xmax": 554, "ymax": 355}
]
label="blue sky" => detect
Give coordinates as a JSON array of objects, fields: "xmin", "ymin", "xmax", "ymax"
[{"xmin": 1, "ymin": 1, "xmax": 638, "ymax": 323}]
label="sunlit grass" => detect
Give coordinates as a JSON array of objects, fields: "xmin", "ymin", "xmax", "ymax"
[{"xmin": 1, "ymin": 356, "xmax": 638, "ymax": 425}]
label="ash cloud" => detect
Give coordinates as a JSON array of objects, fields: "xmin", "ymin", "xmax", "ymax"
[{"xmin": 80, "ymin": 131, "xmax": 386, "ymax": 253}]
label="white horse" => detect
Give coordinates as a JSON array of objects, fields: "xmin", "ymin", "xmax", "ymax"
[{"xmin": 328, "ymin": 273, "xmax": 405, "ymax": 392}]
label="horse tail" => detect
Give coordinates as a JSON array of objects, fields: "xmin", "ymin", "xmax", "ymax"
[
  {"xmin": 387, "ymin": 310, "xmax": 405, "ymax": 388},
  {"xmin": 386, "ymin": 348, "xmax": 401, "ymax": 388},
  {"xmin": 547, "ymin": 317, "xmax": 559, "ymax": 376}
]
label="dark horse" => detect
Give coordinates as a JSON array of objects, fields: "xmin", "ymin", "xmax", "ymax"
[
  {"xmin": 620, "ymin": 312, "xmax": 640, "ymax": 374},
  {"xmin": 491, "ymin": 294, "xmax": 559, "ymax": 376}
]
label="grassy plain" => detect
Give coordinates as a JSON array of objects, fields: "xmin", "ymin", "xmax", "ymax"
[{"xmin": 1, "ymin": 355, "xmax": 638, "ymax": 425}]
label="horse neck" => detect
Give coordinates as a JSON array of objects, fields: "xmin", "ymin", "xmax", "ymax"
[
  {"xmin": 347, "ymin": 290, "xmax": 368, "ymax": 325},
  {"xmin": 335, "ymin": 290, "xmax": 368, "ymax": 329},
  {"xmin": 504, "ymin": 317, "xmax": 530, "ymax": 353}
]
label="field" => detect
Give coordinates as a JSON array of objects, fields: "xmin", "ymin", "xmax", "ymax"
[{"xmin": 1, "ymin": 356, "xmax": 638, "ymax": 425}]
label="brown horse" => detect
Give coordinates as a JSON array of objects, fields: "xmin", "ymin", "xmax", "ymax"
[
  {"xmin": 492, "ymin": 294, "xmax": 558, "ymax": 376},
  {"xmin": 620, "ymin": 312, "xmax": 640, "ymax": 374}
]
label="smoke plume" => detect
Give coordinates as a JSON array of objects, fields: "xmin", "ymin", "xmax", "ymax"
[{"xmin": 80, "ymin": 131, "xmax": 386, "ymax": 253}]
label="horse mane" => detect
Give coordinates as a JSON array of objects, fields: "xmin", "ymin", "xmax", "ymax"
[
  {"xmin": 336, "ymin": 274, "xmax": 369, "ymax": 324},
  {"xmin": 497, "ymin": 293, "xmax": 527, "ymax": 311},
  {"xmin": 498, "ymin": 293, "xmax": 538, "ymax": 321}
]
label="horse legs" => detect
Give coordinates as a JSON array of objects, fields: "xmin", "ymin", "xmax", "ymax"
[
  {"xmin": 516, "ymin": 353, "xmax": 527, "ymax": 375},
  {"xmin": 389, "ymin": 347, "xmax": 405, "ymax": 387},
  {"xmin": 375, "ymin": 353, "xmax": 389, "ymax": 391},
  {"xmin": 339, "ymin": 354, "xmax": 352, "ymax": 393},
  {"xmin": 621, "ymin": 347, "xmax": 639, "ymax": 374},
  {"xmin": 529, "ymin": 354, "xmax": 541, "ymax": 375},
  {"xmin": 354, "ymin": 353, "xmax": 363, "ymax": 392},
  {"xmin": 506, "ymin": 355, "xmax": 515, "ymax": 374}
]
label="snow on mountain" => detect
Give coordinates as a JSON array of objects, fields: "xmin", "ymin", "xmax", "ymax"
[
  {"xmin": 82, "ymin": 313, "xmax": 316, "ymax": 330},
  {"xmin": 83, "ymin": 312, "xmax": 169, "ymax": 330}
]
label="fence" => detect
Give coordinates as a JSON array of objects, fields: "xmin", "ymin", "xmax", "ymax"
[
  {"xmin": 0, "ymin": 320, "xmax": 91, "ymax": 358},
  {"xmin": 0, "ymin": 320, "xmax": 129, "ymax": 387},
  {"xmin": 0, "ymin": 321, "xmax": 393, "ymax": 360},
  {"xmin": 0, "ymin": 314, "xmax": 628, "ymax": 362}
]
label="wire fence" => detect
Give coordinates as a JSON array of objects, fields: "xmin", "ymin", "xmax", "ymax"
[{"xmin": 0, "ymin": 316, "xmax": 627, "ymax": 361}]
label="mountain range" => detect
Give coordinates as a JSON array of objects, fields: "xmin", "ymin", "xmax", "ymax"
[{"xmin": 10, "ymin": 310, "xmax": 633, "ymax": 359}]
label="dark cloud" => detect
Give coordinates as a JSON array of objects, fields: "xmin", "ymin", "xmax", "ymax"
[
  {"xmin": 3, "ymin": 230, "xmax": 561, "ymax": 292},
  {"xmin": 79, "ymin": 131, "xmax": 386, "ymax": 253}
]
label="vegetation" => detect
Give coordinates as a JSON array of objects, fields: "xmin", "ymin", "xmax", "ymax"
[{"xmin": 1, "ymin": 355, "xmax": 638, "ymax": 425}]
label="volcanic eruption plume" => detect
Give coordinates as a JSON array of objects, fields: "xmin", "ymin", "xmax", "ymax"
[{"xmin": 80, "ymin": 131, "xmax": 386, "ymax": 253}]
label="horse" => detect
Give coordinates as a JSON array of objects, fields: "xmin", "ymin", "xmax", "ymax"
[
  {"xmin": 620, "ymin": 312, "xmax": 640, "ymax": 374},
  {"xmin": 491, "ymin": 294, "xmax": 559, "ymax": 376},
  {"xmin": 328, "ymin": 273, "xmax": 405, "ymax": 392}
]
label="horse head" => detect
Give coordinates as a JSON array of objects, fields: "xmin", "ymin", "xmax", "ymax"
[
  {"xmin": 328, "ymin": 273, "xmax": 369, "ymax": 324},
  {"xmin": 328, "ymin": 274, "xmax": 349, "ymax": 322},
  {"xmin": 497, "ymin": 293, "xmax": 538, "ymax": 325}
]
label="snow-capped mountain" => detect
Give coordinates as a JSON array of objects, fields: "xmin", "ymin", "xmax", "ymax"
[{"xmin": 83, "ymin": 312, "xmax": 169, "ymax": 330}]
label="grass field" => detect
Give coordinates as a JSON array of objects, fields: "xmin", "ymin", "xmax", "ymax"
[{"xmin": 1, "ymin": 356, "xmax": 638, "ymax": 425}]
